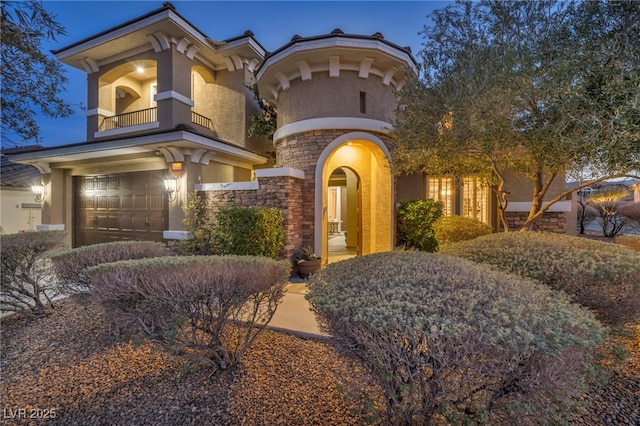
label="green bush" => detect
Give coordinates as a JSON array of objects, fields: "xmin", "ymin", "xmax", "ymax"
[
  {"xmin": 212, "ymin": 206, "xmax": 284, "ymax": 259},
  {"xmin": 88, "ymin": 255, "xmax": 290, "ymax": 370},
  {"xmin": 441, "ymin": 232, "xmax": 640, "ymax": 324},
  {"xmin": 1, "ymin": 231, "xmax": 67, "ymax": 317},
  {"xmin": 306, "ymin": 251, "xmax": 604, "ymax": 425},
  {"xmin": 181, "ymin": 196, "xmax": 285, "ymax": 260},
  {"xmin": 396, "ymin": 199, "xmax": 443, "ymax": 252},
  {"xmin": 433, "ymin": 215, "xmax": 492, "ymax": 246},
  {"xmin": 51, "ymin": 240, "xmax": 167, "ymax": 294}
]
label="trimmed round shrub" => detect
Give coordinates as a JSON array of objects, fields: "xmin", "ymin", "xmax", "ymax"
[
  {"xmin": 51, "ymin": 240, "xmax": 168, "ymax": 294},
  {"xmin": 306, "ymin": 252, "xmax": 604, "ymax": 425},
  {"xmin": 440, "ymin": 232, "xmax": 640, "ymax": 324},
  {"xmin": 396, "ymin": 199, "xmax": 443, "ymax": 252},
  {"xmin": 88, "ymin": 255, "xmax": 290, "ymax": 370},
  {"xmin": 433, "ymin": 215, "xmax": 492, "ymax": 246}
]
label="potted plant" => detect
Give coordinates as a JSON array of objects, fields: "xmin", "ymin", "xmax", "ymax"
[{"xmin": 295, "ymin": 246, "xmax": 321, "ymax": 278}]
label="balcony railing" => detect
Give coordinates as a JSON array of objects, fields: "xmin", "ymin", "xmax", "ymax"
[
  {"xmin": 101, "ymin": 107, "xmax": 157, "ymax": 131},
  {"xmin": 192, "ymin": 111, "xmax": 214, "ymax": 131}
]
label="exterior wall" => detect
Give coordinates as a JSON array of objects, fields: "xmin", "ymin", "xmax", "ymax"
[
  {"xmin": 276, "ymin": 72, "xmax": 395, "ymax": 127},
  {"xmin": 505, "ymin": 211, "xmax": 567, "ymax": 233},
  {"xmin": 396, "ymin": 173, "xmax": 425, "ymax": 202},
  {"xmin": 201, "ymin": 174, "xmax": 305, "ymax": 259},
  {"xmin": 0, "ymin": 187, "xmax": 42, "ymax": 234}
]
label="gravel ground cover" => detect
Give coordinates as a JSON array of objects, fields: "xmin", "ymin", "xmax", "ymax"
[{"xmin": 1, "ymin": 296, "xmax": 638, "ymax": 425}]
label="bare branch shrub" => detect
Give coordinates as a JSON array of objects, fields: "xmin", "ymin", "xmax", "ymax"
[
  {"xmin": 441, "ymin": 232, "xmax": 640, "ymax": 324},
  {"xmin": 50, "ymin": 240, "xmax": 167, "ymax": 294},
  {"xmin": 306, "ymin": 252, "xmax": 605, "ymax": 425},
  {"xmin": 589, "ymin": 187, "xmax": 630, "ymax": 237},
  {"xmin": 88, "ymin": 256, "xmax": 290, "ymax": 371},
  {"xmin": 1, "ymin": 231, "xmax": 66, "ymax": 317}
]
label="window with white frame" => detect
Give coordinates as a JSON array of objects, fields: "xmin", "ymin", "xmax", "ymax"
[
  {"xmin": 427, "ymin": 176, "xmax": 453, "ymax": 215},
  {"xmin": 462, "ymin": 176, "xmax": 489, "ymax": 224}
]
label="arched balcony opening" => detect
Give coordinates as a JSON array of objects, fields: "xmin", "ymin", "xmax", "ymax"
[{"xmin": 98, "ymin": 60, "xmax": 158, "ymax": 131}]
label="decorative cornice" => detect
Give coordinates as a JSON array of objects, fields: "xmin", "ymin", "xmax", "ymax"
[
  {"xmin": 154, "ymin": 90, "xmax": 194, "ymax": 106},
  {"xmin": 85, "ymin": 108, "xmax": 114, "ymax": 117},
  {"xmin": 273, "ymin": 117, "xmax": 392, "ymax": 142},
  {"xmin": 255, "ymin": 167, "xmax": 305, "ymax": 179}
]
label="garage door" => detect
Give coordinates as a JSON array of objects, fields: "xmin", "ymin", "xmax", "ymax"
[{"xmin": 73, "ymin": 171, "xmax": 168, "ymax": 247}]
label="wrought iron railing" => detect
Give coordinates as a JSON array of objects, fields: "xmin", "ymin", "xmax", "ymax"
[
  {"xmin": 192, "ymin": 111, "xmax": 214, "ymax": 131},
  {"xmin": 101, "ymin": 107, "xmax": 157, "ymax": 131}
]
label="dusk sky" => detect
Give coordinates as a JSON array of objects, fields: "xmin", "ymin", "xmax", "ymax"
[{"xmin": 29, "ymin": 0, "xmax": 450, "ymax": 148}]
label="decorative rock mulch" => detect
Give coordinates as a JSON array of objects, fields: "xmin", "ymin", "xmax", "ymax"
[{"xmin": 1, "ymin": 297, "xmax": 638, "ymax": 425}]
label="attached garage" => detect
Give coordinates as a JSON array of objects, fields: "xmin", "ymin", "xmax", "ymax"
[{"xmin": 73, "ymin": 170, "xmax": 168, "ymax": 247}]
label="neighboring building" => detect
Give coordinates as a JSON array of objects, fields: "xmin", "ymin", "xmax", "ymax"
[
  {"xmin": 0, "ymin": 154, "xmax": 42, "ymax": 234},
  {"xmin": 5, "ymin": 2, "xmax": 571, "ymax": 260}
]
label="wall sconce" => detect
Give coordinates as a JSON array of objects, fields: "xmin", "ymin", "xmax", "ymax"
[
  {"xmin": 163, "ymin": 177, "xmax": 180, "ymax": 202},
  {"xmin": 31, "ymin": 184, "xmax": 46, "ymax": 202}
]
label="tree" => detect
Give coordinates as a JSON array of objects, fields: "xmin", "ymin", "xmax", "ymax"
[
  {"xmin": 1, "ymin": 0, "xmax": 73, "ymax": 146},
  {"xmin": 392, "ymin": 0, "xmax": 640, "ymax": 231},
  {"xmin": 588, "ymin": 186, "xmax": 629, "ymax": 237}
]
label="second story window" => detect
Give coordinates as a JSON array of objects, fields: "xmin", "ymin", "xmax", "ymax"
[{"xmin": 360, "ymin": 91, "xmax": 366, "ymax": 114}]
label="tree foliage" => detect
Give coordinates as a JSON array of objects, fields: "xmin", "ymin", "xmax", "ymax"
[
  {"xmin": 1, "ymin": 0, "xmax": 73, "ymax": 146},
  {"xmin": 392, "ymin": 0, "xmax": 640, "ymax": 230}
]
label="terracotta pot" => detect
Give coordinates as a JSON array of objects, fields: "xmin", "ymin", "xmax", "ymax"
[{"xmin": 297, "ymin": 260, "xmax": 321, "ymax": 278}]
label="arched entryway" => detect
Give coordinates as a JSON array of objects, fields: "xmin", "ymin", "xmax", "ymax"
[{"xmin": 315, "ymin": 132, "xmax": 393, "ymax": 263}]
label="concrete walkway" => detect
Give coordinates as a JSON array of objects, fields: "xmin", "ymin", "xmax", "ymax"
[{"xmin": 268, "ymin": 283, "xmax": 329, "ymax": 339}]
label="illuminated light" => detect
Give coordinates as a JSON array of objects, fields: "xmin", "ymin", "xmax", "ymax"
[
  {"xmin": 31, "ymin": 184, "xmax": 46, "ymax": 202},
  {"xmin": 136, "ymin": 66, "xmax": 144, "ymax": 74},
  {"xmin": 170, "ymin": 162, "xmax": 183, "ymax": 172},
  {"xmin": 164, "ymin": 177, "xmax": 180, "ymax": 201}
]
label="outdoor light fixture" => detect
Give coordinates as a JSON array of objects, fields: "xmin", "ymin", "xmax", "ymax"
[
  {"xmin": 170, "ymin": 162, "xmax": 183, "ymax": 172},
  {"xmin": 31, "ymin": 184, "xmax": 46, "ymax": 202},
  {"xmin": 163, "ymin": 177, "xmax": 180, "ymax": 201}
]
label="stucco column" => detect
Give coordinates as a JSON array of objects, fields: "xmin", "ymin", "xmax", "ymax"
[{"xmin": 156, "ymin": 48, "xmax": 193, "ymax": 131}]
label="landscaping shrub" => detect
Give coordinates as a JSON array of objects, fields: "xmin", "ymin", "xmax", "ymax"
[
  {"xmin": 213, "ymin": 206, "xmax": 285, "ymax": 259},
  {"xmin": 306, "ymin": 251, "xmax": 605, "ymax": 425},
  {"xmin": 433, "ymin": 215, "xmax": 492, "ymax": 246},
  {"xmin": 181, "ymin": 197, "xmax": 285, "ymax": 259},
  {"xmin": 51, "ymin": 240, "xmax": 167, "ymax": 294},
  {"xmin": 441, "ymin": 232, "xmax": 640, "ymax": 324},
  {"xmin": 396, "ymin": 199, "xmax": 443, "ymax": 252},
  {"xmin": 1, "ymin": 231, "xmax": 66, "ymax": 317},
  {"xmin": 88, "ymin": 256, "xmax": 290, "ymax": 370},
  {"xmin": 616, "ymin": 235, "xmax": 640, "ymax": 252}
]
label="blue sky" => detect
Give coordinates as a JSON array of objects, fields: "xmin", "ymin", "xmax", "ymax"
[{"xmin": 32, "ymin": 0, "xmax": 450, "ymax": 147}]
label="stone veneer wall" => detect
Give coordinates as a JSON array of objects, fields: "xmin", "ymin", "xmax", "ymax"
[
  {"xmin": 202, "ymin": 174, "xmax": 304, "ymax": 259},
  {"xmin": 274, "ymin": 129, "xmax": 396, "ymax": 248},
  {"xmin": 505, "ymin": 211, "xmax": 567, "ymax": 233}
]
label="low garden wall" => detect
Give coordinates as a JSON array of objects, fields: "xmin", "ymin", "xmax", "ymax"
[{"xmin": 197, "ymin": 168, "xmax": 305, "ymax": 259}]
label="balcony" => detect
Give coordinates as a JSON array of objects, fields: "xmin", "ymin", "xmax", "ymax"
[
  {"xmin": 101, "ymin": 107, "xmax": 157, "ymax": 131},
  {"xmin": 191, "ymin": 111, "xmax": 214, "ymax": 131},
  {"xmin": 94, "ymin": 107, "xmax": 214, "ymax": 138}
]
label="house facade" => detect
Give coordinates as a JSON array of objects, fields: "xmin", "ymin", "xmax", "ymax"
[{"xmin": 6, "ymin": 3, "xmax": 573, "ymax": 261}]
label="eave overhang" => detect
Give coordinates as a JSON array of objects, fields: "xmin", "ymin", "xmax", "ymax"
[{"xmin": 6, "ymin": 130, "xmax": 267, "ymax": 174}]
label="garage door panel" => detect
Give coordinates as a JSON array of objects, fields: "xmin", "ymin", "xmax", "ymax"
[
  {"xmin": 149, "ymin": 194, "xmax": 164, "ymax": 210},
  {"xmin": 74, "ymin": 171, "xmax": 168, "ymax": 247},
  {"xmin": 134, "ymin": 195, "xmax": 147, "ymax": 210},
  {"xmin": 121, "ymin": 195, "xmax": 133, "ymax": 209}
]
